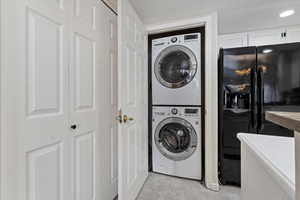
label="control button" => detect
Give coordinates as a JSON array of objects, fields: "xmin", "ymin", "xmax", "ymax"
[
  {"xmin": 171, "ymin": 37, "xmax": 178, "ymax": 43},
  {"xmin": 171, "ymin": 108, "xmax": 178, "ymax": 115}
]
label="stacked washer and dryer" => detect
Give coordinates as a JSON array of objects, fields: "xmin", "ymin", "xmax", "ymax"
[{"xmin": 150, "ymin": 29, "xmax": 204, "ymax": 180}]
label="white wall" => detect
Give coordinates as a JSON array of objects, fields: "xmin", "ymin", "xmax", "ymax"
[{"xmin": 147, "ymin": 13, "xmax": 220, "ymax": 191}]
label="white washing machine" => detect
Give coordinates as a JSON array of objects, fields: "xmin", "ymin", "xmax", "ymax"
[
  {"xmin": 152, "ymin": 106, "xmax": 202, "ymax": 180},
  {"xmin": 152, "ymin": 33, "xmax": 202, "ymax": 106}
]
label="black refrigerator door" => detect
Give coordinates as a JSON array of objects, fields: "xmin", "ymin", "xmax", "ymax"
[
  {"xmin": 221, "ymin": 47, "xmax": 257, "ymax": 156},
  {"xmin": 218, "ymin": 47, "xmax": 257, "ymax": 186},
  {"xmin": 257, "ymin": 43, "xmax": 300, "ymax": 137}
]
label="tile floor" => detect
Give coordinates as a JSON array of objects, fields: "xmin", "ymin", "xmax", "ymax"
[{"xmin": 137, "ymin": 173, "xmax": 241, "ymax": 200}]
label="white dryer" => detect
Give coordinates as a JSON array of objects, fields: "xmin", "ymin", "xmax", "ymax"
[
  {"xmin": 152, "ymin": 33, "xmax": 202, "ymax": 106},
  {"xmin": 152, "ymin": 106, "xmax": 202, "ymax": 180}
]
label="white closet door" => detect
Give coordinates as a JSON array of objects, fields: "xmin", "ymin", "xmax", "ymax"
[
  {"xmin": 96, "ymin": 2, "xmax": 118, "ymax": 199},
  {"xmin": 13, "ymin": 0, "xmax": 72, "ymax": 199},
  {"xmin": 69, "ymin": 0, "xmax": 104, "ymax": 199},
  {"xmin": 106, "ymin": 6, "xmax": 119, "ymax": 200},
  {"xmin": 118, "ymin": 0, "xmax": 148, "ymax": 199},
  {"xmin": 7, "ymin": 0, "xmax": 116, "ymax": 200}
]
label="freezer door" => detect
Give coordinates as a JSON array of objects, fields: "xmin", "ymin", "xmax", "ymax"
[
  {"xmin": 257, "ymin": 42, "xmax": 300, "ymax": 137},
  {"xmin": 220, "ymin": 47, "xmax": 257, "ymax": 156},
  {"xmin": 219, "ymin": 47, "xmax": 257, "ymax": 186}
]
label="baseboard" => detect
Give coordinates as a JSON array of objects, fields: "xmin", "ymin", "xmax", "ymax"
[{"xmin": 205, "ymin": 182, "xmax": 220, "ymax": 192}]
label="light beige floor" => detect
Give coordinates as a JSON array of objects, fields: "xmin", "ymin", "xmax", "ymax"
[{"xmin": 137, "ymin": 173, "xmax": 241, "ymax": 200}]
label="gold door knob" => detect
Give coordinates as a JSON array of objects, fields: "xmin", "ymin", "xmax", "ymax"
[
  {"xmin": 116, "ymin": 110, "xmax": 123, "ymax": 124},
  {"xmin": 123, "ymin": 115, "xmax": 134, "ymax": 123},
  {"xmin": 116, "ymin": 115, "xmax": 123, "ymax": 123}
]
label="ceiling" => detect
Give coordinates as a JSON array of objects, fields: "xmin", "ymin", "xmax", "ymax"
[{"xmin": 130, "ymin": 0, "xmax": 300, "ymax": 34}]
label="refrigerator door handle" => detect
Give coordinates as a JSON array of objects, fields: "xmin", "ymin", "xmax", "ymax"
[
  {"xmin": 250, "ymin": 68, "xmax": 257, "ymax": 129},
  {"xmin": 257, "ymin": 67, "xmax": 264, "ymax": 131}
]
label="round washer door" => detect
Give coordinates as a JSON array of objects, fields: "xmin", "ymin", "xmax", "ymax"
[
  {"xmin": 154, "ymin": 45, "xmax": 197, "ymax": 89},
  {"xmin": 155, "ymin": 117, "xmax": 197, "ymax": 161}
]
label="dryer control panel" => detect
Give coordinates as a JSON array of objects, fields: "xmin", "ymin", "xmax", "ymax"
[{"xmin": 153, "ymin": 106, "xmax": 201, "ymax": 118}]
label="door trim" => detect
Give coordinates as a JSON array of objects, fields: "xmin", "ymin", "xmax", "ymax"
[
  {"xmin": 147, "ymin": 14, "xmax": 220, "ymax": 191},
  {"xmin": 148, "ymin": 26, "xmax": 205, "ymax": 181}
]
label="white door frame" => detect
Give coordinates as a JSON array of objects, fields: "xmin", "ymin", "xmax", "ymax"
[
  {"xmin": 0, "ymin": 0, "xmax": 2, "ymax": 198},
  {"xmin": 146, "ymin": 13, "xmax": 220, "ymax": 191}
]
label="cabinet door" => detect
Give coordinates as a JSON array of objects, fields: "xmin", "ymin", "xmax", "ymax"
[
  {"xmin": 248, "ymin": 28, "xmax": 286, "ymax": 46},
  {"xmin": 286, "ymin": 26, "xmax": 300, "ymax": 43},
  {"xmin": 219, "ymin": 33, "xmax": 248, "ymax": 49}
]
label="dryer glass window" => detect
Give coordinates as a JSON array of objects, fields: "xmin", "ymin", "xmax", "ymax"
[
  {"xmin": 155, "ymin": 45, "xmax": 197, "ymax": 88},
  {"xmin": 159, "ymin": 123, "xmax": 191, "ymax": 153}
]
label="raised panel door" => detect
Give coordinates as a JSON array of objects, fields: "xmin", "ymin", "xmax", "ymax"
[
  {"xmin": 118, "ymin": 0, "xmax": 148, "ymax": 199},
  {"xmin": 70, "ymin": 1, "xmax": 106, "ymax": 200},
  {"xmin": 94, "ymin": 2, "xmax": 118, "ymax": 199},
  {"xmin": 13, "ymin": 0, "xmax": 72, "ymax": 200}
]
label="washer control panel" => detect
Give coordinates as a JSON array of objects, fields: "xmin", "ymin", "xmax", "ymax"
[{"xmin": 152, "ymin": 33, "xmax": 201, "ymax": 47}]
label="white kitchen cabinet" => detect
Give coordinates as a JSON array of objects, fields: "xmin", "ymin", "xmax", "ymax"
[
  {"xmin": 286, "ymin": 26, "xmax": 300, "ymax": 44},
  {"xmin": 219, "ymin": 33, "xmax": 248, "ymax": 49},
  {"xmin": 220, "ymin": 25, "xmax": 300, "ymax": 49},
  {"xmin": 248, "ymin": 28, "xmax": 286, "ymax": 46}
]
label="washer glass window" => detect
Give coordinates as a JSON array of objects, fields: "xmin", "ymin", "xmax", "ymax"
[
  {"xmin": 155, "ymin": 117, "xmax": 197, "ymax": 161},
  {"xmin": 155, "ymin": 45, "xmax": 197, "ymax": 89}
]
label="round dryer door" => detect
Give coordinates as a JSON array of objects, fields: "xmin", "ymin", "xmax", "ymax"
[
  {"xmin": 155, "ymin": 117, "xmax": 197, "ymax": 161},
  {"xmin": 154, "ymin": 45, "xmax": 197, "ymax": 89}
]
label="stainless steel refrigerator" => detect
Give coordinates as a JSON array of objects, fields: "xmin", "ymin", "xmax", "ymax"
[{"xmin": 218, "ymin": 43, "xmax": 300, "ymax": 186}]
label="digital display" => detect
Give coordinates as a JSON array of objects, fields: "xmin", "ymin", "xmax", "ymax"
[
  {"xmin": 185, "ymin": 109, "xmax": 199, "ymax": 114},
  {"xmin": 184, "ymin": 34, "xmax": 198, "ymax": 40}
]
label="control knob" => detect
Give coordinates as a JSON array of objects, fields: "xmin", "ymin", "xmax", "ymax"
[
  {"xmin": 171, "ymin": 108, "xmax": 178, "ymax": 115},
  {"xmin": 171, "ymin": 37, "xmax": 178, "ymax": 43}
]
